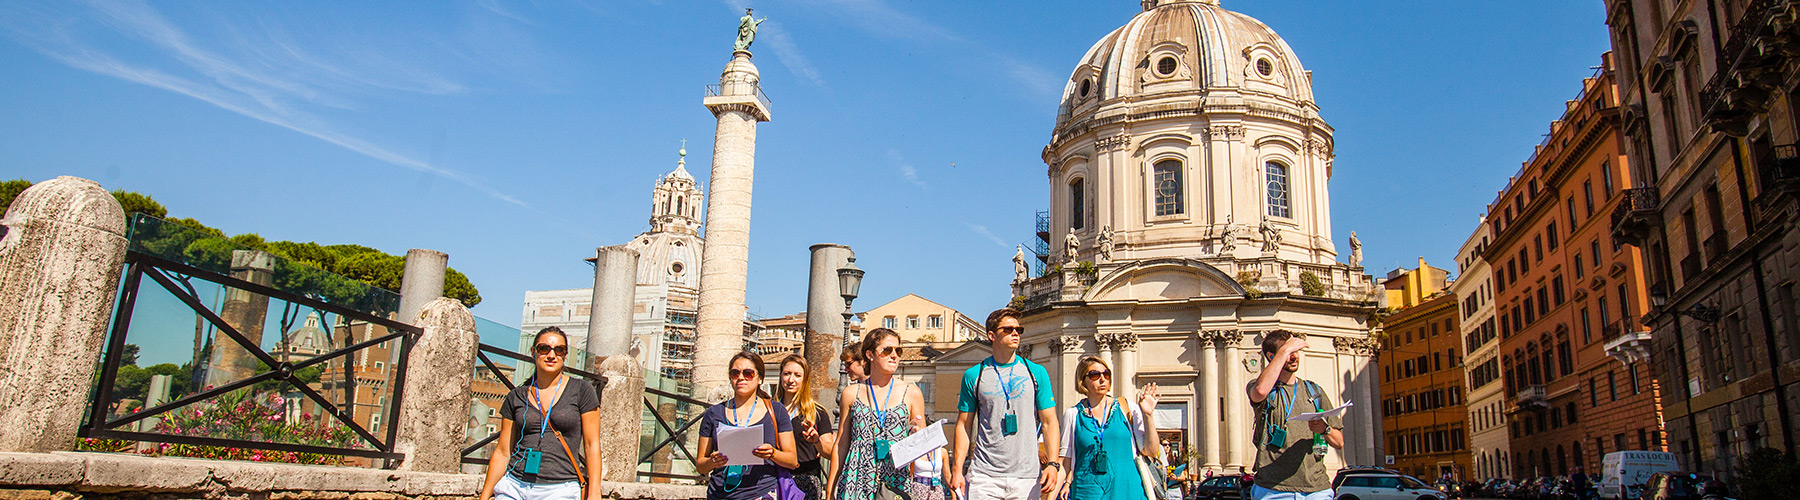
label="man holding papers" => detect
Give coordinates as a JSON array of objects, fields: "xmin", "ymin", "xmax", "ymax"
[{"xmin": 1245, "ymin": 330, "xmax": 1344, "ymax": 500}]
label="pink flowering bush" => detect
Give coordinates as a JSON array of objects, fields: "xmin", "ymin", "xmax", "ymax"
[{"xmin": 78, "ymin": 388, "xmax": 363, "ymax": 465}]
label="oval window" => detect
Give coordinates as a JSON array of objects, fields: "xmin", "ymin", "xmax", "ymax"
[
  {"xmin": 1156, "ymin": 56, "xmax": 1178, "ymax": 76},
  {"xmin": 1079, "ymin": 78, "xmax": 1093, "ymax": 97},
  {"xmin": 1256, "ymin": 58, "xmax": 1274, "ymax": 77},
  {"xmin": 671, "ymin": 262, "xmax": 684, "ymax": 274}
]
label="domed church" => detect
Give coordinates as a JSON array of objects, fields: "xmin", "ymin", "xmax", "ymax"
[{"xmin": 1012, "ymin": 0, "xmax": 1383, "ymax": 473}]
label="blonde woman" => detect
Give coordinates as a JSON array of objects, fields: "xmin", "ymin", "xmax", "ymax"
[
  {"xmin": 1054, "ymin": 355, "xmax": 1160, "ymax": 500},
  {"xmin": 777, "ymin": 353, "xmax": 837, "ymax": 499}
]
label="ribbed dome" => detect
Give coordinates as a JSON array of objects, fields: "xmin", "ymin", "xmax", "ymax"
[{"xmin": 1055, "ymin": 0, "xmax": 1318, "ymax": 136}]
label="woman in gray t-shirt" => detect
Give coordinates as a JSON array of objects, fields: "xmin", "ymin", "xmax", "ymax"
[{"xmin": 479, "ymin": 327, "xmax": 602, "ymax": 500}]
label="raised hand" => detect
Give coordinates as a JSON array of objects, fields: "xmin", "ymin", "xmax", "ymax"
[{"xmin": 1138, "ymin": 382, "xmax": 1160, "ymax": 416}]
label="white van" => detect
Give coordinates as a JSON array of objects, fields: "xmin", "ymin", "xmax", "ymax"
[{"xmin": 1598, "ymin": 451, "xmax": 1680, "ymax": 500}]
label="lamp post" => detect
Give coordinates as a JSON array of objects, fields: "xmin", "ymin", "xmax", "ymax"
[{"xmin": 838, "ymin": 258, "xmax": 864, "ymax": 336}]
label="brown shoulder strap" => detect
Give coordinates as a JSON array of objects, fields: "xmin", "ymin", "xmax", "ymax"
[{"xmin": 551, "ymin": 426, "xmax": 586, "ymax": 488}]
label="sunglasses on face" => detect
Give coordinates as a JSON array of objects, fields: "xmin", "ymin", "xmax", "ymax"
[
  {"xmin": 533, "ymin": 344, "xmax": 568, "ymax": 356},
  {"xmin": 729, "ymin": 369, "xmax": 759, "ymax": 379},
  {"xmin": 872, "ymin": 346, "xmax": 903, "ymax": 358},
  {"xmin": 1085, "ymin": 369, "xmax": 1112, "ymax": 380},
  {"xmin": 992, "ymin": 326, "xmax": 1023, "ymax": 335}
]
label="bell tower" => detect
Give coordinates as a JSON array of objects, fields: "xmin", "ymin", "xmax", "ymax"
[{"xmin": 650, "ymin": 142, "xmax": 703, "ymax": 235}]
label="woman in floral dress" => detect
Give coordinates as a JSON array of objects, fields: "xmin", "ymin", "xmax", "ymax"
[{"xmin": 828, "ymin": 328, "xmax": 924, "ymax": 500}]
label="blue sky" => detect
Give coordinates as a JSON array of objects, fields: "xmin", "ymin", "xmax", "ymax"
[{"xmin": 1, "ymin": 0, "xmax": 1612, "ymax": 330}]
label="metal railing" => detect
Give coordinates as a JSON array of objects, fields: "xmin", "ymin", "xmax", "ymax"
[
  {"xmin": 704, "ymin": 83, "xmax": 773, "ymax": 112},
  {"xmin": 80, "ymin": 215, "xmax": 418, "ymax": 464},
  {"xmin": 1611, "ymin": 187, "xmax": 1662, "ymax": 245}
]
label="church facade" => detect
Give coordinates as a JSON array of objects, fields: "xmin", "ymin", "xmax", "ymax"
[{"xmin": 1011, "ymin": 0, "xmax": 1383, "ymax": 473}]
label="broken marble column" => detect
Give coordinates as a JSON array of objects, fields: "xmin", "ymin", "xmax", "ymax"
[
  {"xmin": 596, "ymin": 349, "xmax": 646, "ymax": 482},
  {"xmin": 205, "ymin": 249, "xmax": 276, "ymax": 388},
  {"xmin": 0, "ymin": 176, "xmax": 128, "ymax": 452},
  {"xmin": 394, "ymin": 297, "xmax": 479, "ymax": 473},
  {"xmin": 587, "ymin": 245, "xmax": 639, "ymax": 368},
  {"xmin": 805, "ymin": 244, "xmax": 853, "ymax": 404}
]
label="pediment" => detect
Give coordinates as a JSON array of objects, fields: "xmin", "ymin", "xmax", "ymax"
[{"xmin": 1083, "ymin": 258, "xmax": 1247, "ymax": 302}]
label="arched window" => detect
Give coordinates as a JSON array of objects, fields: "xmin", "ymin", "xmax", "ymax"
[
  {"xmin": 1153, "ymin": 159, "xmax": 1183, "ymax": 216},
  {"xmin": 675, "ymin": 195, "xmax": 684, "ymax": 216},
  {"xmin": 1070, "ymin": 178, "xmax": 1086, "ymax": 230},
  {"xmin": 1266, "ymin": 161, "xmax": 1291, "ymax": 218}
]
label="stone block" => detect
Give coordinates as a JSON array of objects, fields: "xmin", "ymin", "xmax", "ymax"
[
  {"xmin": 0, "ymin": 453, "xmax": 84, "ymax": 486},
  {"xmin": 80, "ymin": 453, "xmax": 213, "ymax": 492},
  {"xmin": 394, "ymin": 297, "xmax": 478, "ymax": 474}
]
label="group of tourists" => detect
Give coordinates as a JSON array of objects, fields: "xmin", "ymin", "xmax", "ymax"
[{"xmin": 473, "ymin": 309, "xmax": 1346, "ymax": 500}]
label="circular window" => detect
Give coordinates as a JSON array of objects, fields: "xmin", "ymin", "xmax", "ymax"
[
  {"xmin": 1079, "ymin": 78, "xmax": 1092, "ymax": 98},
  {"xmin": 670, "ymin": 262, "xmax": 684, "ymax": 274},
  {"xmin": 1255, "ymin": 58, "xmax": 1274, "ymax": 77},
  {"xmin": 1156, "ymin": 56, "xmax": 1178, "ymax": 76}
]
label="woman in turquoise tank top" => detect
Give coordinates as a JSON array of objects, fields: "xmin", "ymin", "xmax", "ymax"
[{"xmin": 1054, "ymin": 355, "xmax": 1162, "ymax": 500}]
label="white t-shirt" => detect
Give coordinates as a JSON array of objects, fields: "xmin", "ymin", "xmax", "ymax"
[
  {"xmin": 1058, "ymin": 397, "xmax": 1150, "ymax": 459},
  {"xmin": 912, "ymin": 447, "xmax": 945, "ymax": 479}
]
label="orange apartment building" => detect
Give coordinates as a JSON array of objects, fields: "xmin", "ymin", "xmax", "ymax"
[
  {"xmin": 1379, "ymin": 260, "xmax": 1473, "ymax": 480},
  {"xmin": 1484, "ymin": 54, "xmax": 1663, "ymax": 478}
]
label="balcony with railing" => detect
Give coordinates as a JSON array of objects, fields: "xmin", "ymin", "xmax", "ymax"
[
  {"xmin": 1517, "ymin": 384, "xmax": 1549, "ymax": 409},
  {"xmin": 1703, "ymin": 232, "xmax": 1729, "ymax": 267},
  {"xmin": 1699, "ymin": 0, "xmax": 1792, "ymax": 135},
  {"xmin": 1611, "ymin": 187, "xmax": 1662, "ymax": 245}
]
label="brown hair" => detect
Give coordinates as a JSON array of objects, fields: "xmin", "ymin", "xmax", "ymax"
[
  {"xmin": 777, "ymin": 353, "xmax": 818, "ymax": 425},
  {"xmin": 985, "ymin": 307, "xmax": 1022, "ymax": 332},
  {"xmin": 727, "ymin": 351, "xmax": 770, "ymax": 398},
  {"xmin": 859, "ymin": 327, "xmax": 901, "ymax": 360},
  {"xmin": 841, "ymin": 344, "xmax": 863, "ymax": 364},
  {"xmin": 533, "ymin": 326, "xmax": 567, "ymax": 346},
  {"xmin": 1073, "ymin": 355, "xmax": 1110, "ymax": 395},
  {"xmin": 1261, "ymin": 329, "xmax": 1299, "ymax": 356}
]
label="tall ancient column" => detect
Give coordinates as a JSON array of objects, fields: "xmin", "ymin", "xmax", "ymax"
[
  {"xmin": 206, "ymin": 249, "xmax": 275, "ymax": 387},
  {"xmin": 588, "ymin": 245, "xmax": 640, "ymax": 365},
  {"xmin": 692, "ymin": 48, "xmax": 771, "ymax": 402},
  {"xmin": 805, "ymin": 244, "xmax": 853, "ymax": 404},
  {"xmin": 1199, "ymin": 331, "xmax": 1221, "ymax": 472}
]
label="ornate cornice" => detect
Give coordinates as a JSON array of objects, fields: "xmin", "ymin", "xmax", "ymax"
[
  {"xmin": 1199, "ymin": 329, "xmax": 1243, "ymax": 346},
  {"xmin": 1333, "ymin": 335, "xmax": 1380, "ymax": 356},
  {"xmin": 1205, "ymin": 125, "xmax": 1246, "ymax": 140},
  {"xmin": 1094, "ymin": 133, "xmax": 1131, "ymax": 152},
  {"xmin": 1112, "ymin": 332, "xmax": 1140, "ymax": 351},
  {"xmin": 1057, "ymin": 334, "xmax": 1085, "ymax": 353}
]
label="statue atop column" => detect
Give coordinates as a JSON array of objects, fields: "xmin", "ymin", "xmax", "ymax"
[
  {"xmin": 1218, "ymin": 215, "xmax": 1238, "ymax": 253},
  {"xmin": 734, "ymin": 9, "xmax": 766, "ymax": 52},
  {"xmin": 1347, "ymin": 231, "xmax": 1363, "ymax": 267},
  {"xmin": 1012, "ymin": 245, "xmax": 1029, "ymax": 284},
  {"xmin": 1097, "ymin": 225, "xmax": 1115, "ymax": 262}
]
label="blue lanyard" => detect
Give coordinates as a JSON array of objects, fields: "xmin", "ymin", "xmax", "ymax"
[
  {"xmin": 1087, "ymin": 398, "xmax": 1117, "ymax": 446},
  {"xmin": 729, "ymin": 396, "xmax": 760, "ymax": 427},
  {"xmin": 531, "ymin": 375, "xmax": 564, "ymax": 438},
  {"xmin": 869, "ymin": 380, "xmax": 896, "ymax": 429},
  {"xmin": 984, "ymin": 359, "xmax": 1017, "ymax": 414}
]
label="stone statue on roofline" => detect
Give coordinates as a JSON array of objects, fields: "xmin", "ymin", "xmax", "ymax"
[
  {"xmin": 1260, "ymin": 216, "xmax": 1282, "ymax": 252},
  {"xmin": 1064, "ymin": 230, "xmax": 1081, "ymax": 264},
  {"xmin": 1097, "ymin": 225, "xmax": 1115, "ymax": 262},
  {"xmin": 1348, "ymin": 231, "xmax": 1363, "ymax": 267},
  {"xmin": 1013, "ymin": 245, "xmax": 1029, "ymax": 284},
  {"xmin": 735, "ymin": 9, "xmax": 766, "ymax": 52},
  {"xmin": 1218, "ymin": 214, "xmax": 1238, "ymax": 253}
]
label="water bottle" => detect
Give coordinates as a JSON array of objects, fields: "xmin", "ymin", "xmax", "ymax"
[{"xmin": 1312, "ymin": 433, "xmax": 1327, "ymax": 458}]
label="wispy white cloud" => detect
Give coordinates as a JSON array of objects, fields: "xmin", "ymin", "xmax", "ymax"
[
  {"xmin": 794, "ymin": 0, "xmax": 1057, "ymax": 99},
  {"xmin": 0, "ymin": 0, "xmax": 553, "ymax": 215},
  {"xmin": 964, "ymin": 222, "xmax": 1009, "ymax": 248},
  {"xmin": 888, "ymin": 149, "xmax": 927, "ymax": 189}
]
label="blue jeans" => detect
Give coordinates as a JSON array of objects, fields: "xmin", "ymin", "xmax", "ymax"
[{"xmin": 1250, "ymin": 484, "xmax": 1333, "ymax": 500}]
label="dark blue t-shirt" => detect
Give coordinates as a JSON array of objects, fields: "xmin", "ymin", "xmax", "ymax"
[{"xmin": 698, "ymin": 398, "xmax": 794, "ymax": 500}]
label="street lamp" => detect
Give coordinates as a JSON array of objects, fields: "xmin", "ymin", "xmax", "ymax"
[
  {"xmin": 1649, "ymin": 287, "xmax": 1720, "ymax": 323},
  {"xmin": 838, "ymin": 258, "xmax": 864, "ymax": 335}
]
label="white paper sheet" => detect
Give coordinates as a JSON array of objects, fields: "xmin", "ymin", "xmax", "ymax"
[
  {"xmin": 889, "ymin": 419, "xmax": 950, "ymax": 467},
  {"xmin": 715, "ymin": 423, "xmax": 767, "ymax": 466},
  {"xmin": 1287, "ymin": 400, "xmax": 1353, "ymax": 422}
]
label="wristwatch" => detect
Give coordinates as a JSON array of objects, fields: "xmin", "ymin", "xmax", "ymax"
[{"xmin": 1043, "ymin": 462, "xmax": 1063, "ymax": 471}]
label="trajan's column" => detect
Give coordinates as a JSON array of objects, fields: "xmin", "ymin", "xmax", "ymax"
[{"xmin": 692, "ymin": 10, "xmax": 771, "ymax": 402}]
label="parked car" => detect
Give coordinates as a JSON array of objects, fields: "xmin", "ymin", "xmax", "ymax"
[
  {"xmin": 1191, "ymin": 474, "xmax": 1248, "ymax": 500},
  {"xmin": 1641, "ymin": 472, "xmax": 1711, "ymax": 500},
  {"xmin": 1334, "ymin": 471, "xmax": 1445, "ymax": 500},
  {"xmin": 1333, "ymin": 467, "xmax": 1407, "ymax": 490}
]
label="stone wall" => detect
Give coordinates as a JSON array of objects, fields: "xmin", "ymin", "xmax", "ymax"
[{"xmin": 0, "ymin": 452, "xmax": 706, "ymax": 500}]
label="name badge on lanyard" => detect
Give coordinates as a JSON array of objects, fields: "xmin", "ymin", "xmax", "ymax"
[{"xmin": 521, "ymin": 376, "xmax": 562, "ymax": 475}]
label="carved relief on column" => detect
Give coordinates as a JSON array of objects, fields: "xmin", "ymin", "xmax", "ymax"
[
  {"xmin": 1333, "ymin": 335, "xmax": 1380, "ymax": 358},
  {"xmin": 1200, "ymin": 329, "xmax": 1240, "ymax": 347},
  {"xmin": 1112, "ymin": 332, "xmax": 1140, "ymax": 351},
  {"xmin": 1208, "ymin": 125, "xmax": 1246, "ymax": 141}
]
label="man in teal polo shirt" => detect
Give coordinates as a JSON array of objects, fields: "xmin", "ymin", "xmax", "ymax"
[{"xmin": 950, "ymin": 307, "xmax": 1061, "ymax": 500}]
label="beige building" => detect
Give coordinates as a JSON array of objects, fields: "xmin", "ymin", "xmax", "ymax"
[
  {"xmin": 1008, "ymin": 0, "xmax": 1383, "ymax": 474},
  {"xmin": 1452, "ymin": 219, "xmax": 1509, "ymax": 479},
  {"xmin": 862, "ymin": 294, "xmax": 984, "ymax": 343}
]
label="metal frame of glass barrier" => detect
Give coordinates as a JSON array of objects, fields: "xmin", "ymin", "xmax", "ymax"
[
  {"xmin": 459, "ymin": 343, "xmax": 705, "ymax": 483},
  {"xmin": 79, "ymin": 251, "xmax": 418, "ymax": 463}
]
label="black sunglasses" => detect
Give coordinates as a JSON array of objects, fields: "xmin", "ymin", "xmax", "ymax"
[
  {"xmin": 533, "ymin": 344, "xmax": 568, "ymax": 356},
  {"xmin": 729, "ymin": 368, "xmax": 759, "ymax": 379},
  {"xmin": 1084, "ymin": 369, "xmax": 1112, "ymax": 380},
  {"xmin": 993, "ymin": 326, "xmax": 1023, "ymax": 334}
]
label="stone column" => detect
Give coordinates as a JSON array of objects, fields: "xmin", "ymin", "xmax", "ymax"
[
  {"xmin": 397, "ymin": 249, "xmax": 448, "ymax": 323},
  {"xmin": 1114, "ymin": 332, "xmax": 1139, "ymax": 402},
  {"xmin": 1224, "ymin": 330, "xmax": 1248, "ymax": 469},
  {"xmin": 394, "ymin": 297, "xmax": 478, "ymax": 473},
  {"xmin": 0, "ymin": 177, "xmax": 127, "ymax": 453},
  {"xmin": 1057, "ymin": 335, "xmax": 1083, "ymax": 407},
  {"xmin": 692, "ymin": 49, "xmax": 771, "ymax": 403},
  {"xmin": 588, "ymin": 245, "xmax": 640, "ymax": 366},
  {"xmin": 596, "ymin": 350, "xmax": 646, "ymax": 482},
  {"xmin": 1198, "ymin": 331, "xmax": 1221, "ymax": 471},
  {"xmin": 205, "ymin": 249, "xmax": 275, "ymax": 388},
  {"xmin": 805, "ymin": 244, "xmax": 853, "ymax": 404}
]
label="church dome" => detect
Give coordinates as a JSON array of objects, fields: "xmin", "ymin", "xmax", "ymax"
[{"xmin": 1053, "ymin": 0, "xmax": 1319, "ymax": 138}]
